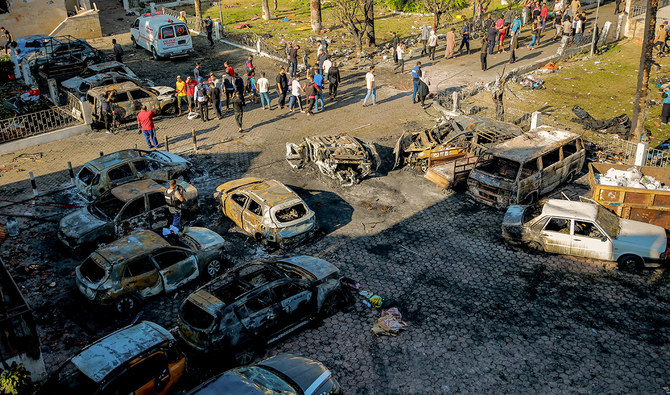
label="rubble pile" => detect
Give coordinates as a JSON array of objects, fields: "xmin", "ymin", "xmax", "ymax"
[{"xmin": 595, "ymin": 167, "xmax": 670, "ymax": 190}]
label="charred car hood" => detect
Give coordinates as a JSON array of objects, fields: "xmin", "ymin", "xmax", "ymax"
[
  {"xmin": 277, "ymin": 256, "xmax": 338, "ymax": 281},
  {"xmin": 149, "ymin": 150, "xmax": 191, "ymax": 166},
  {"xmin": 60, "ymin": 208, "xmax": 107, "ymax": 238},
  {"xmin": 614, "ymin": 219, "xmax": 667, "ymax": 256},
  {"xmin": 257, "ymin": 353, "xmax": 336, "ymax": 394},
  {"xmin": 181, "ymin": 227, "xmax": 225, "ymax": 251}
]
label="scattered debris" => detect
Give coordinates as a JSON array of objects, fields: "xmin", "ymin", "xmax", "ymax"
[
  {"xmin": 371, "ymin": 307, "xmax": 408, "ymax": 337},
  {"xmin": 571, "ymin": 105, "xmax": 631, "ymax": 139}
]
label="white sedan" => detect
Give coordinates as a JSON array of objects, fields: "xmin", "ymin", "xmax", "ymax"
[{"xmin": 502, "ymin": 199, "xmax": 668, "ymax": 272}]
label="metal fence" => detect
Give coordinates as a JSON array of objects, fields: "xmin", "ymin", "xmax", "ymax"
[
  {"xmin": 161, "ymin": 6, "xmax": 203, "ymax": 33},
  {"xmin": 0, "ymin": 105, "xmax": 83, "ymax": 144}
]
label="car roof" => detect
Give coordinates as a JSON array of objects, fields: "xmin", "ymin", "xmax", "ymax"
[
  {"xmin": 87, "ymin": 61, "xmax": 129, "ymax": 72},
  {"xmin": 540, "ymin": 199, "xmax": 599, "ymax": 221},
  {"xmin": 71, "ymin": 321, "xmax": 173, "ymax": 383},
  {"xmin": 84, "ymin": 149, "xmax": 143, "ymax": 171},
  {"xmin": 111, "ymin": 179, "xmax": 164, "ymax": 202},
  {"xmin": 88, "ymin": 81, "xmax": 145, "ymax": 96},
  {"xmin": 139, "ymin": 14, "xmax": 187, "ymax": 25},
  {"xmin": 95, "ymin": 230, "xmax": 169, "ymax": 265},
  {"xmin": 244, "ymin": 179, "xmax": 302, "ymax": 206},
  {"xmin": 15, "ymin": 35, "xmax": 51, "ymax": 43},
  {"xmin": 486, "ymin": 127, "xmax": 580, "ymax": 163}
]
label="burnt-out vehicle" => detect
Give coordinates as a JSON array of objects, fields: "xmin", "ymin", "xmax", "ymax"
[
  {"xmin": 59, "ymin": 179, "xmax": 198, "ymax": 249},
  {"xmin": 21, "ymin": 35, "xmax": 103, "ymax": 81},
  {"xmin": 62, "ymin": 71, "xmax": 155, "ymax": 98},
  {"xmin": 75, "ymin": 149, "xmax": 191, "ymax": 201},
  {"xmin": 76, "ymin": 228, "xmax": 227, "ymax": 314},
  {"xmin": 36, "ymin": 321, "xmax": 186, "ymax": 395},
  {"xmin": 178, "ymin": 256, "xmax": 341, "ymax": 364},
  {"xmin": 188, "ymin": 353, "xmax": 341, "ymax": 394},
  {"xmin": 393, "ymin": 116, "xmax": 522, "ymax": 188},
  {"xmin": 214, "ymin": 178, "xmax": 315, "ymax": 247},
  {"xmin": 286, "ymin": 134, "xmax": 381, "ymax": 186},
  {"xmin": 86, "ymin": 81, "xmax": 177, "ymax": 126}
]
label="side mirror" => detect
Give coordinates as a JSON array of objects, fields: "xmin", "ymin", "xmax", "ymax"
[{"xmin": 601, "ymin": 236, "xmax": 608, "ymax": 243}]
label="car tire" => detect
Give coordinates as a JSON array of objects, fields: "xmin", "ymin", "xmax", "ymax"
[
  {"xmin": 527, "ymin": 241, "xmax": 543, "ymax": 253},
  {"xmin": 320, "ymin": 292, "xmax": 339, "ymax": 318},
  {"xmin": 205, "ymin": 258, "xmax": 223, "ymax": 278},
  {"xmin": 131, "ymin": 36, "xmax": 139, "ymax": 49},
  {"xmin": 234, "ymin": 347, "xmax": 256, "ymax": 365},
  {"xmin": 152, "ymin": 47, "xmax": 159, "ymax": 60},
  {"xmin": 115, "ymin": 295, "xmax": 138, "ymax": 315},
  {"xmin": 618, "ymin": 254, "xmax": 643, "ymax": 273},
  {"xmin": 162, "ymin": 103, "xmax": 177, "ymax": 116}
]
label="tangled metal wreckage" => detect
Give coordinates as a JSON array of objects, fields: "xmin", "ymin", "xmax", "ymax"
[
  {"xmin": 393, "ymin": 115, "xmax": 522, "ymax": 189},
  {"xmin": 286, "ymin": 134, "xmax": 381, "ymax": 186}
]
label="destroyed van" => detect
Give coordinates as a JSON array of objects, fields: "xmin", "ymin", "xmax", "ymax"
[
  {"xmin": 131, "ymin": 13, "xmax": 192, "ymax": 60},
  {"xmin": 467, "ymin": 128, "xmax": 585, "ymax": 208}
]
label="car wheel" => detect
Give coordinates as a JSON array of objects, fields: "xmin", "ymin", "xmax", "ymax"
[
  {"xmin": 205, "ymin": 258, "xmax": 222, "ymax": 278},
  {"xmin": 527, "ymin": 241, "xmax": 543, "ymax": 253},
  {"xmin": 419, "ymin": 160, "xmax": 429, "ymax": 173},
  {"xmin": 234, "ymin": 347, "xmax": 256, "ymax": 365},
  {"xmin": 115, "ymin": 295, "xmax": 137, "ymax": 315},
  {"xmin": 618, "ymin": 254, "xmax": 643, "ymax": 273},
  {"xmin": 152, "ymin": 47, "xmax": 159, "ymax": 60},
  {"xmin": 523, "ymin": 193, "xmax": 537, "ymax": 205},
  {"xmin": 162, "ymin": 103, "xmax": 177, "ymax": 116},
  {"xmin": 320, "ymin": 293, "xmax": 339, "ymax": 318},
  {"xmin": 131, "ymin": 36, "xmax": 139, "ymax": 49}
]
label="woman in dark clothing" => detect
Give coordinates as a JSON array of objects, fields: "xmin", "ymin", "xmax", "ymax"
[
  {"xmin": 417, "ymin": 77, "xmax": 430, "ymax": 107},
  {"xmin": 480, "ymin": 37, "xmax": 488, "ymax": 71},
  {"xmin": 662, "ymin": 88, "xmax": 670, "ymax": 124}
]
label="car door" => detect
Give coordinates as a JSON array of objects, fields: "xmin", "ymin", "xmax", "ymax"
[
  {"xmin": 151, "ymin": 248, "xmax": 199, "ymax": 293},
  {"xmin": 114, "ymin": 195, "xmax": 150, "ymax": 237},
  {"xmin": 272, "ymin": 281, "xmax": 312, "ymax": 323},
  {"xmin": 130, "ymin": 89, "xmax": 157, "ymax": 113},
  {"xmin": 106, "ymin": 163, "xmax": 137, "ymax": 189},
  {"xmin": 540, "ymin": 217, "xmax": 573, "ymax": 255},
  {"xmin": 105, "ymin": 351, "xmax": 171, "ymax": 395},
  {"xmin": 131, "ymin": 18, "xmax": 141, "ymax": 44},
  {"xmin": 241, "ymin": 198, "xmax": 264, "ymax": 236},
  {"xmin": 234, "ymin": 289, "xmax": 281, "ymax": 341},
  {"xmin": 224, "ymin": 192, "xmax": 248, "ymax": 228},
  {"xmin": 539, "ymin": 148, "xmax": 564, "ymax": 194},
  {"xmin": 571, "ymin": 220, "xmax": 613, "ymax": 260},
  {"xmin": 147, "ymin": 192, "xmax": 170, "ymax": 229},
  {"xmin": 120, "ymin": 256, "xmax": 162, "ymax": 298}
]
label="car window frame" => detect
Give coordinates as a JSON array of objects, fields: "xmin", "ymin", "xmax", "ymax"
[{"xmin": 117, "ymin": 195, "xmax": 148, "ymax": 222}]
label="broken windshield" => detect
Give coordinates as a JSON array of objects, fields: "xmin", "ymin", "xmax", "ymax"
[
  {"xmin": 475, "ymin": 154, "xmax": 520, "ymax": 181},
  {"xmin": 91, "ymin": 195, "xmax": 124, "ymax": 220},
  {"xmin": 77, "ymin": 167, "xmax": 96, "ymax": 186},
  {"xmin": 596, "ymin": 206, "xmax": 620, "ymax": 238},
  {"xmin": 233, "ymin": 366, "xmax": 298, "ymax": 394},
  {"xmin": 274, "ymin": 203, "xmax": 307, "ymax": 223}
]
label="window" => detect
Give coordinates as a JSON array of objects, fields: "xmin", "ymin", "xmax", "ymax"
[
  {"xmin": 231, "ymin": 193, "xmax": 248, "ymax": 208},
  {"xmin": 574, "ymin": 221, "xmax": 604, "ymax": 239},
  {"xmin": 133, "ymin": 19, "xmax": 140, "ymax": 29},
  {"xmin": 237, "ymin": 290, "xmax": 274, "ymax": 318},
  {"xmin": 274, "ymin": 203, "xmax": 307, "ymax": 223},
  {"xmin": 107, "ymin": 353, "xmax": 167, "ymax": 394},
  {"xmin": 519, "ymin": 159, "xmax": 539, "ymax": 178},
  {"xmin": 119, "ymin": 198, "xmax": 145, "ymax": 220},
  {"xmin": 176, "ymin": 24, "xmax": 189, "ymax": 36},
  {"xmin": 542, "ymin": 148, "xmax": 562, "ymax": 168},
  {"xmin": 53, "ymin": 45, "xmax": 70, "ymax": 56},
  {"xmin": 111, "ymin": 92, "xmax": 130, "ymax": 103},
  {"xmin": 77, "ymin": 167, "xmax": 97, "ymax": 186},
  {"xmin": 153, "ymin": 250, "xmax": 190, "ymax": 270},
  {"xmin": 108, "ymin": 164, "xmax": 134, "ymax": 182},
  {"xmin": 123, "ymin": 257, "xmax": 156, "ymax": 278},
  {"xmin": 133, "ymin": 159, "xmax": 159, "ymax": 175},
  {"xmin": 544, "ymin": 218, "xmax": 570, "ymax": 234},
  {"xmin": 161, "ymin": 26, "xmax": 175, "ymax": 39},
  {"xmin": 247, "ymin": 199, "xmax": 262, "ymax": 216},
  {"xmin": 131, "ymin": 89, "xmax": 152, "ymax": 100},
  {"xmin": 148, "ymin": 192, "xmax": 166, "ymax": 211},
  {"xmin": 273, "ymin": 283, "xmax": 306, "ymax": 300},
  {"xmin": 563, "ymin": 140, "xmax": 579, "ymax": 157}
]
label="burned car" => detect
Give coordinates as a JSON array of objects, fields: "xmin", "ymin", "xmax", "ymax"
[
  {"xmin": 37, "ymin": 321, "xmax": 185, "ymax": 395},
  {"xmin": 214, "ymin": 178, "xmax": 315, "ymax": 247},
  {"xmin": 21, "ymin": 35, "xmax": 103, "ymax": 81},
  {"xmin": 86, "ymin": 81, "xmax": 177, "ymax": 126},
  {"xmin": 59, "ymin": 179, "xmax": 198, "ymax": 249},
  {"xmin": 75, "ymin": 149, "xmax": 191, "ymax": 201},
  {"xmin": 178, "ymin": 256, "xmax": 341, "ymax": 364},
  {"xmin": 502, "ymin": 199, "xmax": 668, "ymax": 272},
  {"xmin": 286, "ymin": 134, "xmax": 381, "ymax": 186},
  {"xmin": 76, "ymin": 228, "xmax": 227, "ymax": 314},
  {"xmin": 188, "ymin": 353, "xmax": 341, "ymax": 394},
  {"xmin": 63, "ymin": 71, "xmax": 155, "ymax": 98},
  {"xmin": 394, "ymin": 116, "xmax": 522, "ymax": 188}
]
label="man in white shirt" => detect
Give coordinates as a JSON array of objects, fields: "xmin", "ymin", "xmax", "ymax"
[
  {"xmin": 363, "ymin": 66, "xmax": 376, "ymax": 106},
  {"xmin": 573, "ymin": 16, "xmax": 583, "ymax": 46},
  {"xmin": 289, "ymin": 76, "xmax": 304, "ymax": 112},
  {"xmin": 256, "ymin": 72, "xmax": 271, "ymax": 110},
  {"xmin": 322, "ymin": 56, "xmax": 333, "ymax": 83},
  {"xmin": 193, "ymin": 77, "xmax": 210, "ymax": 122},
  {"xmin": 394, "ymin": 44, "xmax": 405, "ymax": 74}
]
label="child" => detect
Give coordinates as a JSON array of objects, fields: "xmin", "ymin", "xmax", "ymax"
[{"xmin": 480, "ymin": 37, "xmax": 488, "ymax": 71}]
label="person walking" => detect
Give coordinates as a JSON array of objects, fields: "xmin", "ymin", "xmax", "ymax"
[
  {"xmin": 288, "ymin": 44, "xmax": 299, "ymax": 78},
  {"xmin": 137, "ymin": 105, "xmax": 158, "ymax": 149},
  {"xmin": 480, "ymin": 37, "xmax": 488, "ymax": 71},
  {"xmin": 487, "ymin": 24, "xmax": 498, "ymax": 54},
  {"xmin": 246, "ymin": 55, "xmax": 255, "ymax": 73},
  {"xmin": 175, "ymin": 75, "xmax": 186, "ymax": 116},
  {"xmin": 504, "ymin": 5, "xmax": 514, "ymax": 26},
  {"xmin": 411, "ymin": 62, "xmax": 422, "ymax": 104},
  {"xmin": 313, "ymin": 69, "xmax": 325, "ymax": 111},
  {"xmin": 509, "ymin": 29, "xmax": 519, "ymax": 63},
  {"xmin": 304, "ymin": 76, "xmax": 317, "ymax": 116},
  {"xmin": 512, "ymin": 14, "xmax": 522, "ymax": 35},
  {"xmin": 225, "ymin": 61, "xmax": 234, "ymax": 77},
  {"xmin": 234, "ymin": 73, "xmax": 245, "ymax": 105},
  {"xmin": 232, "ymin": 92, "xmax": 245, "ymax": 132},
  {"xmin": 392, "ymin": 32, "xmax": 399, "ymax": 64},
  {"xmin": 656, "ymin": 23, "xmax": 669, "ymax": 55},
  {"xmin": 257, "ymin": 72, "xmax": 271, "ymax": 109},
  {"xmin": 661, "ymin": 87, "xmax": 670, "ymax": 124},
  {"xmin": 428, "ymin": 29, "xmax": 438, "ymax": 60},
  {"xmin": 420, "ymin": 24, "xmax": 430, "ymax": 56},
  {"xmin": 417, "ymin": 72, "xmax": 431, "ymax": 108},
  {"xmin": 445, "ymin": 28, "xmax": 456, "ymax": 59},
  {"xmin": 208, "ymin": 82, "xmax": 222, "ymax": 119},
  {"xmin": 193, "ymin": 62, "xmax": 201, "ymax": 80},
  {"xmin": 328, "ymin": 61, "xmax": 341, "ymax": 101},
  {"xmin": 100, "ymin": 91, "xmax": 114, "ymax": 133},
  {"xmin": 194, "ymin": 78, "xmax": 209, "ymax": 122},
  {"xmin": 112, "ymin": 39, "xmax": 124, "ymax": 62},
  {"xmin": 288, "ymin": 75, "xmax": 304, "ymax": 112},
  {"xmin": 571, "ymin": 0, "xmax": 581, "ymax": 16},
  {"xmin": 323, "ymin": 55, "xmax": 332, "ymax": 82},
  {"xmin": 573, "ymin": 15, "xmax": 583, "ymax": 46},
  {"xmin": 276, "ymin": 67, "xmax": 289, "ymax": 109},
  {"xmin": 185, "ymin": 76, "xmax": 197, "ymax": 113},
  {"xmin": 528, "ymin": 17, "xmax": 539, "ymax": 50},
  {"xmin": 223, "ymin": 74, "xmax": 235, "ymax": 110},
  {"xmin": 394, "ymin": 43, "xmax": 405, "ymax": 73},
  {"xmin": 1, "ymin": 27, "xmax": 13, "ymax": 56},
  {"xmin": 363, "ymin": 66, "xmax": 376, "ymax": 106},
  {"xmin": 164, "ymin": 180, "xmax": 185, "ymax": 229},
  {"xmin": 540, "ymin": 2, "xmax": 549, "ymax": 30},
  {"xmin": 458, "ymin": 23, "xmax": 470, "ymax": 55},
  {"xmin": 317, "ymin": 49, "xmax": 328, "ymax": 75},
  {"xmin": 204, "ymin": 16, "xmax": 214, "ymax": 47}
]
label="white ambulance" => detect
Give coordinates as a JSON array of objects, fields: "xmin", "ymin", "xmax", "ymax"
[{"xmin": 130, "ymin": 12, "xmax": 192, "ymax": 60}]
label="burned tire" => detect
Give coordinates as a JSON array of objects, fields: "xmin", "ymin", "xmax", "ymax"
[
  {"xmin": 527, "ymin": 241, "xmax": 544, "ymax": 253},
  {"xmin": 115, "ymin": 295, "xmax": 137, "ymax": 315},
  {"xmin": 205, "ymin": 258, "xmax": 222, "ymax": 278},
  {"xmin": 618, "ymin": 254, "xmax": 643, "ymax": 273},
  {"xmin": 234, "ymin": 347, "xmax": 256, "ymax": 365},
  {"xmin": 320, "ymin": 293, "xmax": 339, "ymax": 318},
  {"xmin": 162, "ymin": 103, "xmax": 177, "ymax": 116}
]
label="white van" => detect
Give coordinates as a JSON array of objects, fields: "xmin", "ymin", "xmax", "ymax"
[{"xmin": 130, "ymin": 12, "xmax": 192, "ymax": 60}]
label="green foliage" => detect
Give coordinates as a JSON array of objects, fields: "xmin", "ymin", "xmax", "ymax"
[
  {"xmin": 0, "ymin": 363, "xmax": 32, "ymax": 395},
  {"xmin": 381, "ymin": 0, "xmax": 427, "ymax": 12},
  {"xmin": 450, "ymin": 0, "xmax": 470, "ymax": 10}
]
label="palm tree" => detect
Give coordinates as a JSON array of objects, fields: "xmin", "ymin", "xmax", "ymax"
[{"xmin": 311, "ymin": 0, "xmax": 322, "ymax": 33}]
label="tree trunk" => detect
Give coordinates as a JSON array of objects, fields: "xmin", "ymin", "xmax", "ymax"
[
  {"xmin": 365, "ymin": 0, "xmax": 375, "ymax": 46},
  {"xmin": 274, "ymin": 0, "xmax": 278, "ymax": 10},
  {"xmin": 433, "ymin": 11, "xmax": 439, "ymax": 31},
  {"xmin": 311, "ymin": 0, "xmax": 322, "ymax": 33},
  {"xmin": 631, "ymin": 0, "xmax": 658, "ymax": 141},
  {"xmin": 194, "ymin": 0, "xmax": 202, "ymax": 22},
  {"xmin": 262, "ymin": 0, "xmax": 271, "ymax": 20}
]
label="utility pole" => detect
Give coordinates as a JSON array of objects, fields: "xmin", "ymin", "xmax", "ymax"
[
  {"xmin": 590, "ymin": 0, "xmax": 601, "ymax": 55},
  {"xmin": 631, "ymin": 0, "xmax": 658, "ymax": 142}
]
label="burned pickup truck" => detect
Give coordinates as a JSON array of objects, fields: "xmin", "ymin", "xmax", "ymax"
[
  {"xmin": 393, "ymin": 115, "xmax": 522, "ymax": 189},
  {"xmin": 286, "ymin": 134, "xmax": 381, "ymax": 186}
]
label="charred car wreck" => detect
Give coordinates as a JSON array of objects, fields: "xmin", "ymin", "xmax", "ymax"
[{"xmin": 286, "ymin": 134, "xmax": 381, "ymax": 186}]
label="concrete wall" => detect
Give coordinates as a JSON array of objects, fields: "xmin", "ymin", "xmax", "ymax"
[
  {"xmin": 49, "ymin": 9, "xmax": 102, "ymax": 39},
  {"xmin": 0, "ymin": 0, "xmax": 68, "ymax": 38}
]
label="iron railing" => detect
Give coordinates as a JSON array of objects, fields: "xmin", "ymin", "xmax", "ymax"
[{"xmin": 0, "ymin": 105, "xmax": 84, "ymax": 144}]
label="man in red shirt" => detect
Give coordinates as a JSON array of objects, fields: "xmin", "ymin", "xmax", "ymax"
[
  {"xmin": 224, "ymin": 61, "xmax": 234, "ymax": 77},
  {"xmin": 137, "ymin": 105, "xmax": 158, "ymax": 149},
  {"xmin": 185, "ymin": 76, "xmax": 198, "ymax": 113}
]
